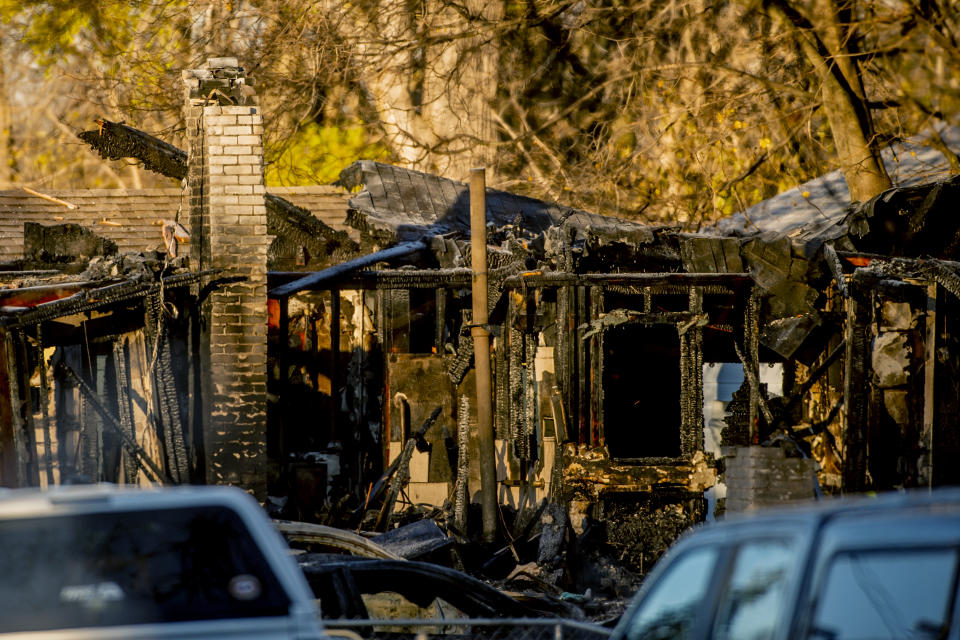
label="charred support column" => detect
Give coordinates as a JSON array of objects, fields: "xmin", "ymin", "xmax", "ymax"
[
  {"xmin": 183, "ymin": 59, "xmax": 270, "ymax": 498},
  {"xmin": 470, "ymin": 167, "xmax": 497, "ymax": 543},
  {"xmin": 843, "ymin": 273, "xmax": 872, "ymax": 492}
]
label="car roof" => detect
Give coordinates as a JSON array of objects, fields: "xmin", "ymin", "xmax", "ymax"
[
  {"xmin": 0, "ymin": 483, "xmax": 258, "ymax": 519},
  {"xmin": 684, "ymin": 487, "xmax": 960, "ymax": 543}
]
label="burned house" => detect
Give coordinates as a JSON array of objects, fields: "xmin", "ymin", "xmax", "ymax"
[{"xmin": 2, "ymin": 58, "xmax": 960, "ymax": 585}]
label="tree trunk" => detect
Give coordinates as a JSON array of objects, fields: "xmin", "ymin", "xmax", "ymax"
[
  {"xmin": 0, "ymin": 45, "xmax": 12, "ymax": 188},
  {"xmin": 764, "ymin": 0, "xmax": 891, "ymax": 202}
]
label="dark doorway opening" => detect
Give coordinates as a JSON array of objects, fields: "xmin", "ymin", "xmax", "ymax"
[{"xmin": 603, "ymin": 324, "xmax": 681, "ymax": 458}]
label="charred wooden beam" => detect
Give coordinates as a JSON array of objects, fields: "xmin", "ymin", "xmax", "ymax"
[
  {"xmin": 589, "ymin": 286, "xmax": 603, "ymax": 447},
  {"xmin": 843, "ymin": 273, "xmax": 873, "ymax": 492},
  {"xmin": 0, "ymin": 271, "xmax": 210, "ymax": 329},
  {"xmin": 502, "ymin": 272, "xmax": 750, "ymax": 290},
  {"xmin": 79, "ymin": 119, "xmax": 187, "ymax": 181},
  {"xmin": 265, "ymin": 193, "xmax": 360, "ymax": 269}
]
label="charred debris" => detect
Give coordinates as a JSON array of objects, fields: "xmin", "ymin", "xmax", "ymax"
[{"xmin": 1, "ymin": 58, "xmax": 959, "ymax": 618}]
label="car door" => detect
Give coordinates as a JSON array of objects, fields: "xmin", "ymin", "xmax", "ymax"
[
  {"xmin": 615, "ymin": 533, "xmax": 802, "ymax": 640},
  {"xmin": 708, "ymin": 537, "xmax": 799, "ymax": 640},
  {"xmin": 616, "ymin": 542, "xmax": 725, "ymax": 640}
]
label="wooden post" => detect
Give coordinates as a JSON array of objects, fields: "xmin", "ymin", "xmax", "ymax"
[
  {"xmin": 923, "ymin": 282, "xmax": 937, "ymax": 488},
  {"xmin": 330, "ymin": 289, "xmax": 340, "ymax": 443},
  {"xmin": 470, "ymin": 167, "xmax": 497, "ymax": 543}
]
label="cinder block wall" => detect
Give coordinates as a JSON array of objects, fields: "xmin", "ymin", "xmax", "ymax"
[
  {"xmin": 183, "ymin": 59, "xmax": 269, "ymax": 498},
  {"xmin": 724, "ymin": 446, "xmax": 817, "ymax": 512}
]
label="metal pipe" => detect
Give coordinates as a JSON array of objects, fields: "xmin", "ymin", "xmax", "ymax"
[{"xmin": 470, "ymin": 167, "xmax": 497, "ymax": 543}]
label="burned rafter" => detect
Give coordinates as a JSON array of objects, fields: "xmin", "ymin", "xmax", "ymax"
[
  {"xmin": 0, "ymin": 270, "xmax": 209, "ymax": 329},
  {"xmin": 79, "ymin": 120, "xmax": 187, "ymax": 181},
  {"xmin": 265, "ymin": 193, "xmax": 359, "ymax": 269}
]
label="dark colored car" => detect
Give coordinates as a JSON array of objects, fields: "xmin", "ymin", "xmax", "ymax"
[
  {"xmin": 298, "ymin": 554, "xmax": 580, "ymax": 620},
  {"xmin": 611, "ymin": 489, "xmax": 960, "ymax": 640}
]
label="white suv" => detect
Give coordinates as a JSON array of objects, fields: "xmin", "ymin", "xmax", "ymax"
[{"xmin": 0, "ymin": 484, "xmax": 326, "ymax": 639}]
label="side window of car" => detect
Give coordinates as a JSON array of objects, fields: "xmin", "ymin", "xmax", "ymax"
[
  {"xmin": 623, "ymin": 546, "xmax": 720, "ymax": 640},
  {"xmin": 712, "ymin": 539, "xmax": 795, "ymax": 640},
  {"xmin": 807, "ymin": 548, "xmax": 959, "ymax": 640}
]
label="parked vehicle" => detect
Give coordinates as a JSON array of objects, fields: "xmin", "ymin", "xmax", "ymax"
[
  {"xmin": 0, "ymin": 484, "xmax": 326, "ymax": 639},
  {"xmin": 611, "ymin": 489, "xmax": 960, "ymax": 640},
  {"xmin": 298, "ymin": 554, "xmax": 582, "ymax": 621}
]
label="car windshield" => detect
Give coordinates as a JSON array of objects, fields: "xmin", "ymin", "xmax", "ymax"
[{"xmin": 0, "ymin": 505, "xmax": 292, "ymax": 632}]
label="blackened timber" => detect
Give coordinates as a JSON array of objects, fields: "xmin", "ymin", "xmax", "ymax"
[
  {"xmin": 268, "ymin": 270, "xmax": 751, "ymax": 292},
  {"xmin": 589, "ymin": 286, "xmax": 603, "ymax": 447},
  {"xmin": 37, "ymin": 326, "xmax": 55, "ymax": 487},
  {"xmin": 145, "ymin": 293, "xmax": 189, "ymax": 483},
  {"xmin": 265, "ymin": 193, "xmax": 360, "ymax": 269},
  {"xmin": 576, "ymin": 285, "xmax": 588, "ymax": 445},
  {"xmin": 113, "ymin": 337, "xmax": 139, "ymax": 484},
  {"xmin": 502, "ymin": 272, "xmax": 750, "ymax": 289},
  {"xmin": 79, "ymin": 119, "xmax": 188, "ymax": 180},
  {"xmin": 1, "ymin": 331, "xmax": 27, "ymax": 486},
  {"xmin": 330, "ymin": 290, "xmax": 340, "ymax": 441},
  {"xmin": 843, "ymin": 274, "xmax": 872, "ymax": 492},
  {"xmin": 0, "ymin": 271, "xmax": 211, "ymax": 329}
]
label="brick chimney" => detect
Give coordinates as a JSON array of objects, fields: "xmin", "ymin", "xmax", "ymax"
[{"xmin": 182, "ymin": 58, "xmax": 269, "ymax": 498}]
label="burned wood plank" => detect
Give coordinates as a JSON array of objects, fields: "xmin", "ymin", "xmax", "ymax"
[
  {"xmin": 376, "ymin": 405, "xmax": 443, "ymax": 531},
  {"xmin": 144, "ymin": 293, "xmax": 188, "ymax": 483},
  {"xmin": 37, "ymin": 326, "xmax": 55, "ymax": 487},
  {"xmin": 589, "ymin": 286, "xmax": 603, "ymax": 448},
  {"xmin": 0, "ymin": 330, "xmax": 26, "ymax": 486},
  {"xmin": 265, "ymin": 193, "xmax": 360, "ymax": 270},
  {"xmin": 78, "ymin": 119, "xmax": 187, "ymax": 180},
  {"xmin": 502, "ymin": 272, "xmax": 750, "ymax": 289},
  {"xmin": 843, "ymin": 274, "xmax": 873, "ymax": 491}
]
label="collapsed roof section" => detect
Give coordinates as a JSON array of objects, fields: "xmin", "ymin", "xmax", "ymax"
[{"xmin": 338, "ymin": 160, "xmax": 658, "ymax": 248}]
